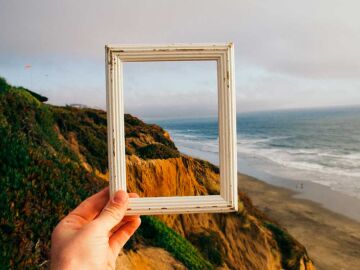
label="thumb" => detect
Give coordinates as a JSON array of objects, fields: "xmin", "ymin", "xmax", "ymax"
[{"xmin": 95, "ymin": 190, "xmax": 129, "ymax": 232}]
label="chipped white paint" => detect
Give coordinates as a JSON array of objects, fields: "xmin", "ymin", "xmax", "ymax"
[{"xmin": 106, "ymin": 43, "xmax": 237, "ymax": 215}]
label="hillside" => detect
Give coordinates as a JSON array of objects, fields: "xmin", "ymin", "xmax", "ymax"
[{"xmin": 0, "ymin": 77, "xmax": 315, "ymax": 270}]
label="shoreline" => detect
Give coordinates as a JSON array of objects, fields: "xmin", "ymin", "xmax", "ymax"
[
  {"xmin": 237, "ymin": 164, "xmax": 360, "ymax": 222},
  {"xmin": 176, "ymin": 145, "xmax": 360, "ymax": 222},
  {"xmin": 177, "ymin": 145, "xmax": 360, "ymax": 269},
  {"xmin": 238, "ymin": 172, "xmax": 360, "ymax": 270}
]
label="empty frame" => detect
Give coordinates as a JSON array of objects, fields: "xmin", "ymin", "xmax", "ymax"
[{"xmin": 106, "ymin": 43, "xmax": 237, "ymax": 215}]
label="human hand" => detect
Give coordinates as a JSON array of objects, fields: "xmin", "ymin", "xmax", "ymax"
[{"xmin": 50, "ymin": 188, "xmax": 141, "ymax": 270}]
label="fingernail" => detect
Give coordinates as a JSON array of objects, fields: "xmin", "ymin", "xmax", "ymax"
[{"xmin": 113, "ymin": 191, "xmax": 128, "ymax": 204}]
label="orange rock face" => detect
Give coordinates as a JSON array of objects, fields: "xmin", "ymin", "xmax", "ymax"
[
  {"xmin": 126, "ymin": 155, "xmax": 219, "ymax": 197},
  {"xmin": 124, "ymin": 154, "xmax": 314, "ymax": 270}
]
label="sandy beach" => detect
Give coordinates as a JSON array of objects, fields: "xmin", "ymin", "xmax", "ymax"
[
  {"xmin": 238, "ymin": 173, "xmax": 360, "ymax": 270},
  {"xmin": 175, "ymin": 146, "xmax": 360, "ymax": 269}
]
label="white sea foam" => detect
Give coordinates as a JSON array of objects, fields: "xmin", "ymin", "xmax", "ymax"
[
  {"xmin": 237, "ymin": 139, "xmax": 360, "ymax": 178},
  {"xmin": 168, "ymin": 130, "xmax": 360, "ymax": 199}
]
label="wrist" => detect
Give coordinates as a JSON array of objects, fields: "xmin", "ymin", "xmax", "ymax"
[{"xmin": 51, "ymin": 251, "xmax": 85, "ymax": 270}]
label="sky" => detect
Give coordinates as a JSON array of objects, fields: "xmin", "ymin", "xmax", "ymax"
[
  {"xmin": 1, "ymin": 0, "xmax": 360, "ymax": 118},
  {"xmin": 123, "ymin": 61, "xmax": 218, "ymax": 119}
]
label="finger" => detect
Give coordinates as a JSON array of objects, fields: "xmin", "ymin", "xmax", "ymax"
[
  {"xmin": 110, "ymin": 215, "xmax": 140, "ymax": 235},
  {"xmin": 95, "ymin": 190, "xmax": 129, "ymax": 232},
  {"xmin": 68, "ymin": 187, "xmax": 109, "ymax": 222},
  {"xmin": 109, "ymin": 217, "xmax": 141, "ymax": 255},
  {"xmin": 109, "ymin": 192, "xmax": 140, "ymax": 234},
  {"xmin": 128, "ymin": 192, "xmax": 139, "ymax": 198}
]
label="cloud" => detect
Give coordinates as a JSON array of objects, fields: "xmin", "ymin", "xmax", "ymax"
[
  {"xmin": 1, "ymin": 0, "xmax": 360, "ymax": 113},
  {"xmin": 123, "ymin": 61, "xmax": 218, "ymax": 118}
]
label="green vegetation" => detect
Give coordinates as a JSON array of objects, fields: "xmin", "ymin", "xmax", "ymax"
[
  {"xmin": 194, "ymin": 158, "xmax": 220, "ymax": 174},
  {"xmin": 189, "ymin": 230, "xmax": 224, "ymax": 267},
  {"xmin": 0, "ymin": 77, "xmax": 10, "ymax": 92},
  {"xmin": 0, "ymin": 80, "xmax": 210, "ymax": 269},
  {"xmin": 0, "ymin": 77, "xmax": 47, "ymax": 102},
  {"xmin": 0, "ymin": 85, "xmax": 105, "ymax": 269},
  {"xmin": 136, "ymin": 143, "xmax": 180, "ymax": 160},
  {"xmin": 138, "ymin": 216, "xmax": 213, "ymax": 270},
  {"xmin": 23, "ymin": 88, "xmax": 48, "ymax": 103},
  {"xmin": 125, "ymin": 114, "xmax": 178, "ymax": 151},
  {"xmin": 53, "ymin": 106, "xmax": 108, "ymax": 172},
  {"xmin": 0, "ymin": 77, "xmax": 310, "ymax": 270},
  {"xmin": 264, "ymin": 221, "xmax": 307, "ymax": 270}
]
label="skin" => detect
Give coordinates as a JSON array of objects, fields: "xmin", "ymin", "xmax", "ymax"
[{"xmin": 51, "ymin": 188, "xmax": 141, "ymax": 270}]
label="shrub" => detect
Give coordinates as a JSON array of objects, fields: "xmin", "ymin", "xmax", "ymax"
[
  {"xmin": 0, "ymin": 77, "xmax": 10, "ymax": 92},
  {"xmin": 23, "ymin": 88, "xmax": 48, "ymax": 103},
  {"xmin": 264, "ymin": 221, "xmax": 306, "ymax": 270},
  {"xmin": 124, "ymin": 114, "xmax": 178, "ymax": 150},
  {"xmin": 136, "ymin": 143, "xmax": 180, "ymax": 160},
  {"xmin": 188, "ymin": 230, "xmax": 224, "ymax": 267}
]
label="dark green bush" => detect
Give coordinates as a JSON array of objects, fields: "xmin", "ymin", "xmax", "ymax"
[
  {"xmin": 264, "ymin": 221, "xmax": 306, "ymax": 270},
  {"xmin": 0, "ymin": 77, "xmax": 10, "ymax": 92},
  {"xmin": 124, "ymin": 114, "xmax": 178, "ymax": 150},
  {"xmin": 194, "ymin": 158, "xmax": 220, "ymax": 174},
  {"xmin": 188, "ymin": 230, "xmax": 224, "ymax": 267},
  {"xmin": 136, "ymin": 143, "xmax": 180, "ymax": 160},
  {"xmin": 23, "ymin": 88, "xmax": 48, "ymax": 102}
]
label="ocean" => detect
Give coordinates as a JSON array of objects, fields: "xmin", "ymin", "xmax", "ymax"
[{"xmin": 152, "ymin": 106, "xmax": 360, "ymax": 200}]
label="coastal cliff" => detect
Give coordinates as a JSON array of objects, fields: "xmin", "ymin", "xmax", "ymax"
[
  {"xmin": 123, "ymin": 119, "xmax": 315, "ymax": 270},
  {"xmin": 0, "ymin": 77, "xmax": 315, "ymax": 269},
  {"xmin": 54, "ymin": 101, "xmax": 315, "ymax": 269}
]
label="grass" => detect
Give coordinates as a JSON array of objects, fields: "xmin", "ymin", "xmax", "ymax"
[
  {"xmin": 138, "ymin": 216, "xmax": 213, "ymax": 270},
  {"xmin": 53, "ymin": 106, "xmax": 108, "ymax": 172},
  {"xmin": 0, "ymin": 80, "xmax": 213, "ymax": 269},
  {"xmin": 0, "ymin": 87, "xmax": 106, "ymax": 269}
]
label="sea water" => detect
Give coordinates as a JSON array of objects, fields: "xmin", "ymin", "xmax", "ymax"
[{"xmin": 153, "ymin": 106, "xmax": 360, "ymax": 200}]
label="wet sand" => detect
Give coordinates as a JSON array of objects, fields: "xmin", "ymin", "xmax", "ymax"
[{"xmin": 238, "ymin": 173, "xmax": 360, "ymax": 270}]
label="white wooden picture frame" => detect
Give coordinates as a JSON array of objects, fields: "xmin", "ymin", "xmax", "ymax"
[{"xmin": 105, "ymin": 43, "xmax": 237, "ymax": 215}]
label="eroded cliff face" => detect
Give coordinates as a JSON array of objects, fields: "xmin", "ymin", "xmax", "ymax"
[
  {"xmin": 125, "ymin": 154, "xmax": 315, "ymax": 270},
  {"xmin": 55, "ymin": 111, "xmax": 315, "ymax": 270},
  {"xmin": 116, "ymin": 246, "xmax": 187, "ymax": 270},
  {"xmin": 126, "ymin": 155, "xmax": 219, "ymax": 197}
]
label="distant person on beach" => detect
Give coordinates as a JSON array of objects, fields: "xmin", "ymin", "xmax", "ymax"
[
  {"xmin": 296, "ymin": 182, "xmax": 304, "ymax": 189},
  {"xmin": 50, "ymin": 188, "xmax": 141, "ymax": 270}
]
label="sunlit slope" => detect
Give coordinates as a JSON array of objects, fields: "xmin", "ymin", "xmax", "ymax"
[{"xmin": 0, "ymin": 77, "xmax": 314, "ymax": 270}]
